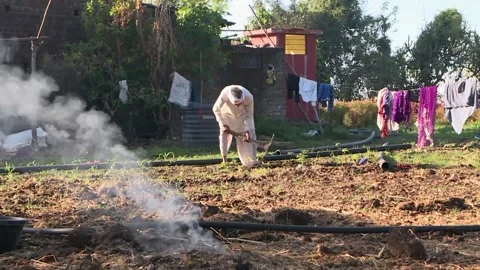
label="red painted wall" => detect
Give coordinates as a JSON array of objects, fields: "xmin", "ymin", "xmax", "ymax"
[{"xmin": 247, "ymin": 31, "xmax": 319, "ymax": 121}]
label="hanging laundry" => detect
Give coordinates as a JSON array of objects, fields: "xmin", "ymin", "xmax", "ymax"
[
  {"xmin": 392, "ymin": 90, "xmax": 411, "ymax": 123},
  {"xmin": 299, "ymin": 77, "xmax": 318, "ymax": 106},
  {"xmin": 417, "ymin": 86, "xmax": 437, "ymax": 148},
  {"xmin": 443, "ymin": 77, "xmax": 478, "ymax": 134},
  {"xmin": 376, "ymin": 88, "xmax": 399, "ymax": 138},
  {"xmin": 168, "ymin": 72, "xmax": 191, "ymax": 107},
  {"xmin": 287, "ymin": 73, "xmax": 300, "ymax": 102},
  {"xmin": 317, "ymin": 83, "xmax": 334, "ymax": 112}
]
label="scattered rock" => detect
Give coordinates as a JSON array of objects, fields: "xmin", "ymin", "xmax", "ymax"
[
  {"xmin": 318, "ymin": 244, "xmax": 333, "ymax": 254},
  {"xmin": 234, "ymin": 252, "xmax": 254, "ymax": 270},
  {"xmin": 387, "ymin": 228, "xmax": 427, "ymax": 260},
  {"xmin": 274, "ymin": 209, "xmax": 312, "ymax": 225},
  {"xmin": 202, "ymin": 205, "xmax": 220, "ymax": 218},
  {"xmin": 303, "ymin": 236, "xmax": 312, "ymax": 242},
  {"xmin": 368, "ymin": 198, "xmax": 381, "ymax": 208},
  {"xmin": 95, "ymin": 223, "xmax": 135, "ymax": 244},
  {"xmin": 398, "ymin": 202, "xmax": 416, "ymax": 211},
  {"xmin": 398, "ymin": 198, "xmax": 471, "ymax": 213},
  {"xmin": 441, "ymin": 197, "xmax": 470, "ymax": 210},
  {"xmin": 99, "ymin": 187, "xmax": 118, "ymax": 198},
  {"xmin": 235, "ymin": 260, "xmax": 253, "ymax": 270},
  {"xmin": 67, "ymin": 227, "xmax": 96, "ymax": 248},
  {"xmin": 71, "ymin": 254, "xmax": 101, "ymax": 270},
  {"xmin": 240, "ymin": 214, "xmax": 260, "ymax": 223},
  {"xmin": 12, "ymin": 266, "xmax": 38, "ymax": 270},
  {"xmin": 77, "ymin": 187, "xmax": 98, "ymax": 200}
]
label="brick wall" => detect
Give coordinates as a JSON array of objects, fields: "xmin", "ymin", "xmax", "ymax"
[
  {"xmin": 0, "ymin": 0, "xmax": 85, "ymax": 67},
  {"xmin": 205, "ymin": 45, "xmax": 287, "ymax": 120}
]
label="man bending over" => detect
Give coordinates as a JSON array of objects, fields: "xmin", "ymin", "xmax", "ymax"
[{"xmin": 212, "ymin": 85, "xmax": 259, "ymax": 167}]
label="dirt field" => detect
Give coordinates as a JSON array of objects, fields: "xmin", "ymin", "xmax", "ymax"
[{"xmin": 1, "ymin": 159, "xmax": 480, "ymax": 269}]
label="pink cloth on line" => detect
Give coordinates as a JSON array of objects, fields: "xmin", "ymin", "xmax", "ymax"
[{"xmin": 417, "ymin": 86, "xmax": 437, "ymax": 148}]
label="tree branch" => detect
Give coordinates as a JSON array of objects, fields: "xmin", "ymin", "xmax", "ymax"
[{"xmin": 135, "ymin": 0, "xmax": 148, "ymax": 56}]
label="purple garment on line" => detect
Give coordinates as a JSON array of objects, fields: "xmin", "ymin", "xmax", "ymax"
[
  {"xmin": 417, "ymin": 86, "xmax": 437, "ymax": 148},
  {"xmin": 392, "ymin": 90, "xmax": 411, "ymax": 123}
]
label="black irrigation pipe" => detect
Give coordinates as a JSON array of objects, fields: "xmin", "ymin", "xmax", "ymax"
[
  {"xmin": 274, "ymin": 130, "xmax": 377, "ymax": 155},
  {"xmin": 199, "ymin": 222, "xmax": 480, "ymax": 234},
  {"xmin": 0, "ymin": 144, "xmax": 412, "ymax": 174},
  {"xmin": 21, "ymin": 221, "xmax": 480, "ymax": 235}
]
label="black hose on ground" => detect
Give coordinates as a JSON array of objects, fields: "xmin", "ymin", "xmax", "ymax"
[
  {"xmin": 274, "ymin": 130, "xmax": 377, "ymax": 155},
  {"xmin": 0, "ymin": 144, "xmax": 412, "ymax": 174},
  {"xmin": 21, "ymin": 221, "xmax": 480, "ymax": 235}
]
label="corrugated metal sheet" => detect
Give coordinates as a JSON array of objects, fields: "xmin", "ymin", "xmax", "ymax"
[{"xmin": 181, "ymin": 103, "xmax": 219, "ymax": 146}]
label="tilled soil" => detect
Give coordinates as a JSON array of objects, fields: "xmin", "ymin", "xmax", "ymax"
[{"xmin": 1, "ymin": 160, "xmax": 480, "ymax": 269}]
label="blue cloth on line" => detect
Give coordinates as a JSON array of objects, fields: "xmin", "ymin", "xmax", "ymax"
[{"xmin": 317, "ymin": 83, "xmax": 334, "ymax": 111}]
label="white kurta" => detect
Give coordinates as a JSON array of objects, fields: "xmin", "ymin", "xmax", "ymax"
[{"xmin": 212, "ymin": 85, "xmax": 258, "ymax": 167}]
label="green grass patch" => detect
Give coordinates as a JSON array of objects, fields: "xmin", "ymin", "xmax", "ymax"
[{"xmin": 0, "ymin": 117, "xmax": 479, "ymax": 169}]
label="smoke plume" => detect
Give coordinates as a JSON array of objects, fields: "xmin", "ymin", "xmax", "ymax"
[
  {"xmin": 0, "ymin": 36, "xmax": 135, "ymax": 161},
  {"xmin": 0, "ymin": 37, "xmax": 224, "ymax": 254},
  {"xmin": 126, "ymin": 182, "xmax": 226, "ymax": 254}
]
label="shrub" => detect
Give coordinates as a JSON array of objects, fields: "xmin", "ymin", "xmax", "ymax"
[
  {"xmin": 321, "ymin": 102, "xmax": 349, "ymax": 126},
  {"xmin": 321, "ymin": 100, "xmax": 378, "ymax": 128},
  {"xmin": 342, "ymin": 100, "xmax": 378, "ymax": 128}
]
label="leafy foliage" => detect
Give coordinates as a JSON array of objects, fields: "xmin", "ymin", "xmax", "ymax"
[
  {"xmin": 173, "ymin": 1, "xmax": 228, "ymax": 85},
  {"xmin": 54, "ymin": 0, "xmax": 228, "ymax": 138},
  {"xmin": 409, "ymin": 9, "xmax": 472, "ymax": 84},
  {"xmin": 246, "ymin": 2, "xmax": 480, "ymax": 99},
  {"xmin": 246, "ymin": 0, "xmax": 402, "ymax": 100}
]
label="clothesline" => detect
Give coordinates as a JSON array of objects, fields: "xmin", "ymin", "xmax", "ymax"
[
  {"xmin": 377, "ymin": 77, "xmax": 479, "ymax": 148},
  {"xmin": 366, "ymin": 88, "xmax": 421, "ymax": 93}
]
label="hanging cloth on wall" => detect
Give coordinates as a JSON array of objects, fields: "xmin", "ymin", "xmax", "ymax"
[
  {"xmin": 317, "ymin": 83, "xmax": 335, "ymax": 112},
  {"xmin": 392, "ymin": 90, "xmax": 411, "ymax": 124},
  {"xmin": 168, "ymin": 72, "xmax": 192, "ymax": 107},
  {"xmin": 376, "ymin": 88, "xmax": 399, "ymax": 138},
  {"xmin": 443, "ymin": 77, "xmax": 478, "ymax": 134},
  {"xmin": 266, "ymin": 64, "xmax": 276, "ymax": 84},
  {"xmin": 287, "ymin": 73, "xmax": 300, "ymax": 102},
  {"xmin": 417, "ymin": 85, "xmax": 438, "ymax": 148}
]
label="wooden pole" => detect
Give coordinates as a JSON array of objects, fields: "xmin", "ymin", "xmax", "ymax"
[
  {"xmin": 200, "ymin": 51, "xmax": 203, "ymax": 103},
  {"xmin": 30, "ymin": 40, "xmax": 38, "ymax": 150},
  {"xmin": 0, "ymin": 36, "xmax": 48, "ymax": 41},
  {"xmin": 30, "ymin": 0, "xmax": 52, "ymax": 151}
]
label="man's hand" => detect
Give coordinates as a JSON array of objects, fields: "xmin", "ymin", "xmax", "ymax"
[
  {"xmin": 243, "ymin": 130, "xmax": 250, "ymax": 141},
  {"xmin": 222, "ymin": 125, "xmax": 230, "ymax": 134}
]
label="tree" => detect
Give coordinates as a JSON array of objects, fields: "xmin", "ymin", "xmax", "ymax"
[
  {"xmin": 409, "ymin": 9, "xmax": 472, "ymax": 85},
  {"xmin": 246, "ymin": 0, "xmax": 401, "ymax": 100},
  {"xmin": 174, "ymin": 1, "xmax": 228, "ymax": 86},
  {"xmin": 465, "ymin": 32, "xmax": 480, "ymax": 77},
  {"xmin": 245, "ymin": 0, "xmax": 308, "ymax": 30},
  {"xmin": 58, "ymin": 0, "xmax": 229, "ymax": 138}
]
